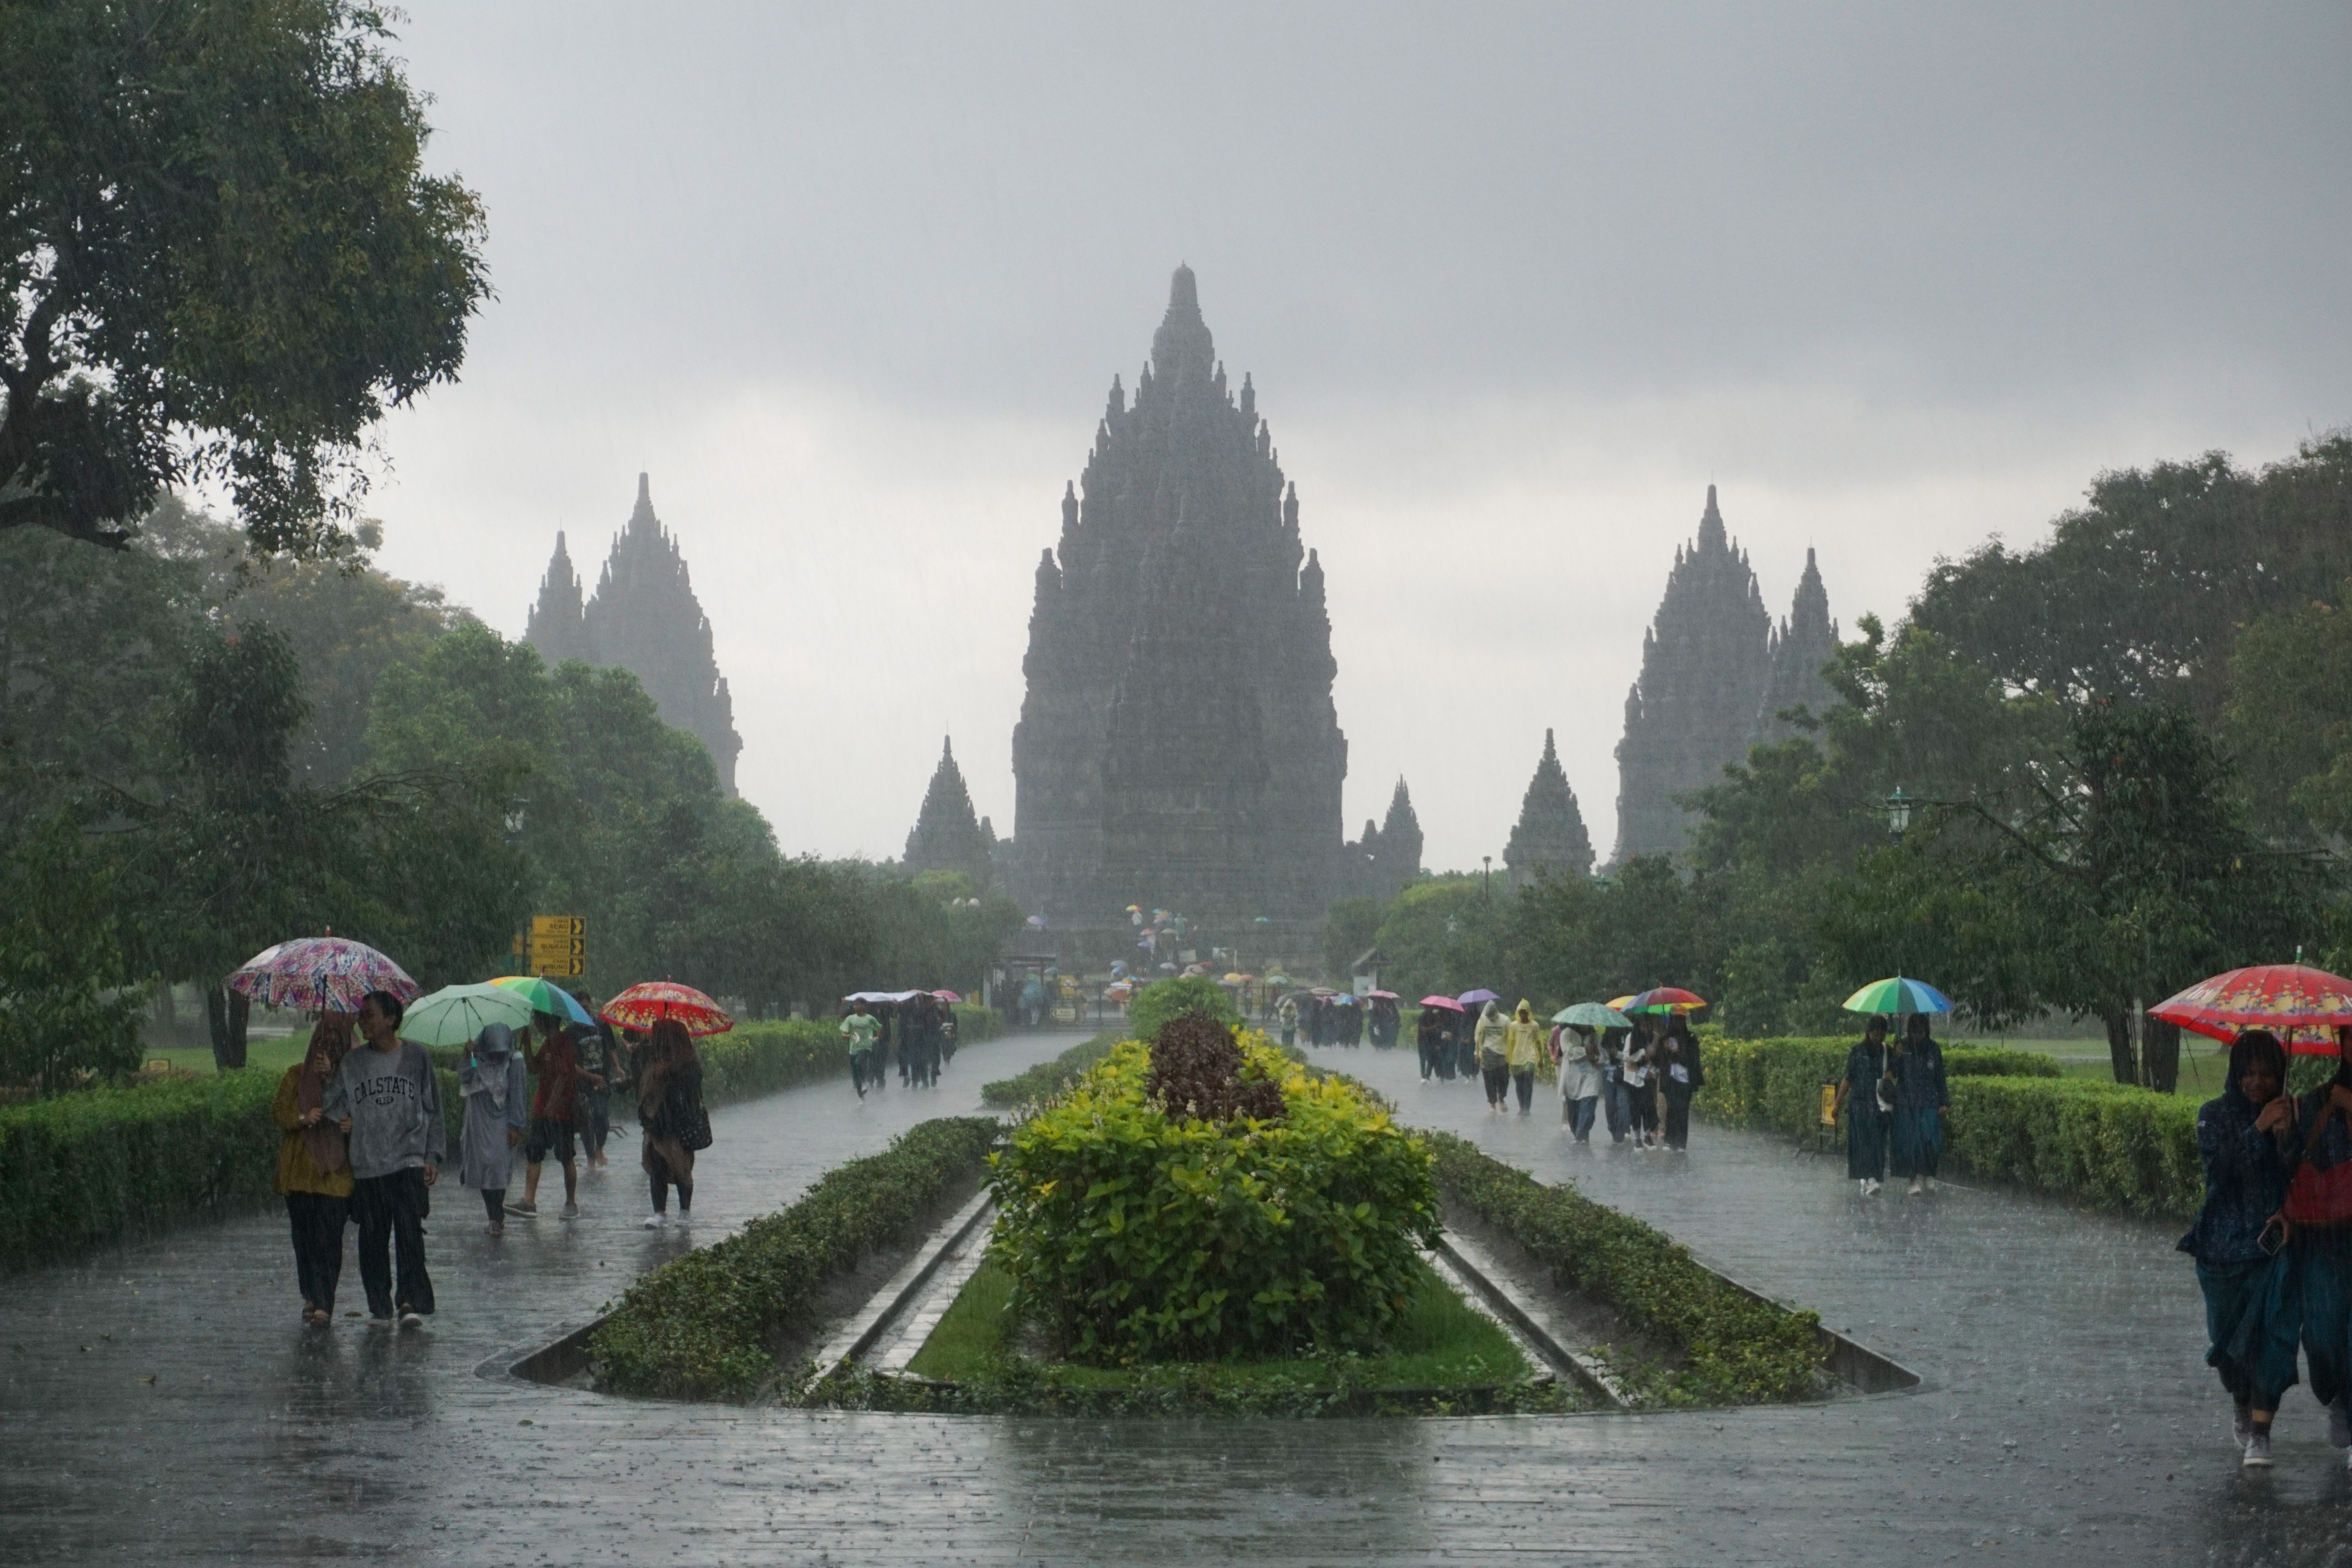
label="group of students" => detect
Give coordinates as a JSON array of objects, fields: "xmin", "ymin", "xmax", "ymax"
[
  {"xmin": 2184, "ymin": 1025, "xmax": 2352, "ymax": 1470},
  {"xmin": 1834, "ymin": 1013, "xmax": 1952, "ymax": 1196},
  {"xmin": 268, "ymin": 989, "xmax": 713, "ymax": 1329},
  {"xmin": 1275, "ymin": 993, "xmax": 1401, "ymax": 1049},
  {"xmin": 837, "ymin": 993, "xmax": 959, "ymax": 1097},
  {"xmin": 1410, "ymin": 1000, "xmax": 1707, "ymax": 1148}
]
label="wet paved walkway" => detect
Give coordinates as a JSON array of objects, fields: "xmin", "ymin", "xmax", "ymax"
[{"xmin": 2, "ymin": 1031, "xmax": 2346, "ymax": 1565}]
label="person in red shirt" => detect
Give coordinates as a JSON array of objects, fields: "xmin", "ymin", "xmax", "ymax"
[{"xmin": 509, "ymin": 1014, "xmax": 583, "ymax": 1219}]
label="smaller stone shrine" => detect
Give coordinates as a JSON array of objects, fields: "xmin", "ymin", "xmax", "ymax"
[
  {"xmin": 902, "ymin": 737, "xmax": 999, "ymax": 892},
  {"xmin": 1336, "ymin": 778, "xmax": 1426, "ymax": 904},
  {"xmin": 1504, "ymin": 730, "xmax": 1595, "ymax": 888}
]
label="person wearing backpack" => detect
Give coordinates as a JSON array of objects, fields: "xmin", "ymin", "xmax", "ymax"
[
  {"xmin": 2179, "ymin": 1029, "xmax": 2301, "ymax": 1468},
  {"xmin": 2293, "ymin": 1028, "xmax": 2352, "ymax": 1470}
]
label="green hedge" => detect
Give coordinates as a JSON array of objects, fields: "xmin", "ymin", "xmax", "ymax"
[
  {"xmin": 980, "ymin": 1031, "xmax": 1121, "ymax": 1107},
  {"xmin": 1692, "ymin": 1034, "xmax": 2204, "ymax": 1216},
  {"xmin": 589, "ymin": 1115, "xmax": 1000, "ymax": 1401},
  {"xmin": 1425, "ymin": 1131, "xmax": 1825, "ymax": 1405}
]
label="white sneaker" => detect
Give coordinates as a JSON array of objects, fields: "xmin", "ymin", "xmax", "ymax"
[
  {"xmin": 2244, "ymin": 1428, "xmax": 2275, "ymax": 1468},
  {"xmin": 398, "ymin": 1310, "xmax": 424, "ymax": 1330},
  {"xmin": 1866, "ymin": 1178, "xmax": 1883, "ymax": 1196},
  {"xmin": 1907, "ymin": 1178, "xmax": 1924, "ymax": 1196},
  {"xmin": 642, "ymin": 1213, "xmax": 668, "ymax": 1229},
  {"xmin": 561, "ymin": 1202, "xmax": 579, "ymax": 1220},
  {"xmin": 1923, "ymin": 1176, "xmax": 1939, "ymax": 1192}
]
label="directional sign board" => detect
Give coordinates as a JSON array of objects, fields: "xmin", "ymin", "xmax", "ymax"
[{"xmin": 531, "ymin": 915, "xmax": 585, "ymax": 978}]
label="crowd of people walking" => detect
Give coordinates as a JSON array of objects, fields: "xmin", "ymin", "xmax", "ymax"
[
  {"xmin": 836, "ymin": 991, "xmax": 959, "ymax": 1097},
  {"xmin": 1397, "ymin": 997, "xmax": 1708, "ymax": 1150},
  {"xmin": 269, "ymin": 990, "xmax": 713, "ymax": 1329}
]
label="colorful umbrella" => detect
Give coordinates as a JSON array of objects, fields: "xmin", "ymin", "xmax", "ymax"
[
  {"xmin": 932, "ymin": 989, "xmax": 962, "ymax": 1003},
  {"xmin": 1554, "ymin": 1002, "xmax": 1633, "ymax": 1029},
  {"xmin": 1311, "ymin": 986, "xmax": 1338, "ymax": 997},
  {"xmin": 599, "ymin": 981, "xmax": 734, "ymax": 1036},
  {"xmin": 490, "ymin": 975, "xmax": 593, "ymax": 1025},
  {"xmin": 1457, "ymin": 988, "xmax": 1501, "ymax": 1005},
  {"xmin": 402, "ymin": 983, "xmax": 535, "ymax": 1047},
  {"xmin": 1840, "ymin": 977, "xmax": 1954, "ymax": 1016},
  {"xmin": 1363, "ymin": 989, "xmax": 1399, "ymax": 1000},
  {"xmin": 1418, "ymin": 995, "xmax": 1467, "ymax": 1012},
  {"xmin": 1626, "ymin": 987, "xmax": 1708, "ymax": 1013},
  {"xmin": 2152, "ymin": 963, "xmax": 2352, "ymax": 1053},
  {"xmin": 228, "ymin": 936, "xmax": 416, "ymax": 1014},
  {"xmin": 1605, "ymin": 995, "xmax": 1638, "ymax": 1011}
]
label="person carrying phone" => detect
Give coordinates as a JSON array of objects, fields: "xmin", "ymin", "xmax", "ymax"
[{"xmin": 2177, "ymin": 1028, "xmax": 2301, "ymax": 1468}]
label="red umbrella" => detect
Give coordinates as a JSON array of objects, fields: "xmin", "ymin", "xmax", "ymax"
[
  {"xmin": 1418, "ymin": 995, "xmax": 1467, "ymax": 1013},
  {"xmin": 600, "ymin": 981, "xmax": 734, "ymax": 1036},
  {"xmin": 2152, "ymin": 964, "xmax": 2352, "ymax": 1054},
  {"xmin": 931, "ymin": 989, "xmax": 962, "ymax": 1003}
]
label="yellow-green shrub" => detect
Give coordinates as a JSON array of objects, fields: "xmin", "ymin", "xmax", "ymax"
[{"xmin": 989, "ymin": 1034, "xmax": 1439, "ymax": 1363}]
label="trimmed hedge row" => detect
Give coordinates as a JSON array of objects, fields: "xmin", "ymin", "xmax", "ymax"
[
  {"xmin": 980, "ymin": 1031, "xmax": 1120, "ymax": 1107},
  {"xmin": 0, "ymin": 1006, "xmax": 1002, "ymax": 1274},
  {"xmin": 1426, "ymin": 1131, "xmax": 1825, "ymax": 1405},
  {"xmin": 588, "ymin": 1115, "xmax": 1001, "ymax": 1401},
  {"xmin": 1691, "ymin": 1034, "xmax": 2204, "ymax": 1216}
]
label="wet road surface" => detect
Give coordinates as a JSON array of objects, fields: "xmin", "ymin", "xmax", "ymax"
[{"xmin": 1, "ymin": 1031, "xmax": 2344, "ymax": 1565}]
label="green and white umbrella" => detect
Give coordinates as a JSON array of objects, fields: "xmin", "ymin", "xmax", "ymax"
[
  {"xmin": 1553, "ymin": 1002, "xmax": 1634, "ymax": 1030},
  {"xmin": 1840, "ymin": 977, "xmax": 1954, "ymax": 1016},
  {"xmin": 402, "ymin": 983, "xmax": 536, "ymax": 1047}
]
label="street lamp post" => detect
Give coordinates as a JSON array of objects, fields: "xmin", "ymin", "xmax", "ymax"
[
  {"xmin": 1885, "ymin": 786, "xmax": 1912, "ymax": 839},
  {"xmin": 1482, "ymin": 855, "xmax": 1492, "ymax": 899}
]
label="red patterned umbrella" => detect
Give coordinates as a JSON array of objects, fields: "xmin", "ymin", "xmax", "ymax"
[
  {"xmin": 599, "ymin": 981, "xmax": 735, "ymax": 1036},
  {"xmin": 2151, "ymin": 963, "xmax": 2352, "ymax": 1054},
  {"xmin": 228, "ymin": 936, "xmax": 417, "ymax": 1014}
]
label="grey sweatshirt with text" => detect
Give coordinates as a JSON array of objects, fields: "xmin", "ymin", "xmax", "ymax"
[{"xmin": 323, "ymin": 1040, "xmax": 447, "ymax": 1180}]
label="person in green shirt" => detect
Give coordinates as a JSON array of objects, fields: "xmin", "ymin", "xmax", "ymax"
[{"xmin": 841, "ymin": 1000, "xmax": 882, "ymax": 1097}]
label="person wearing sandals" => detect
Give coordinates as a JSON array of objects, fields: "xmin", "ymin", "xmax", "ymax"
[
  {"xmin": 2178, "ymin": 1029, "xmax": 2301, "ymax": 1468},
  {"xmin": 457, "ymin": 1023, "xmax": 528, "ymax": 1234},
  {"xmin": 2292, "ymin": 1027, "xmax": 2352, "ymax": 1469},
  {"xmin": 271, "ymin": 1014, "xmax": 355, "ymax": 1326}
]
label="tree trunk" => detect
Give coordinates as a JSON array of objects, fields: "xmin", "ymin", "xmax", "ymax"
[
  {"xmin": 2141, "ymin": 1011, "xmax": 2182, "ymax": 1095},
  {"xmin": 2104, "ymin": 1012, "xmax": 2138, "ymax": 1085},
  {"xmin": 206, "ymin": 984, "xmax": 250, "ymax": 1071}
]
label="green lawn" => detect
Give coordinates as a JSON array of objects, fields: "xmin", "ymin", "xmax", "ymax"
[
  {"xmin": 142, "ymin": 1038, "xmax": 308, "ymax": 1077},
  {"xmin": 907, "ymin": 1255, "xmax": 1534, "ymax": 1391},
  {"xmin": 1954, "ymin": 1035, "xmax": 2234, "ymax": 1098}
]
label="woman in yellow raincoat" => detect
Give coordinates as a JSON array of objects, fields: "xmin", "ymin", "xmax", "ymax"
[{"xmin": 1503, "ymin": 1000, "xmax": 1546, "ymax": 1115}]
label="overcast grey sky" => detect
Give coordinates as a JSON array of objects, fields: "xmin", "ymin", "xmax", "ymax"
[{"xmin": 365, "ymin": 2, "xmax": 2352, "ymax": 873}]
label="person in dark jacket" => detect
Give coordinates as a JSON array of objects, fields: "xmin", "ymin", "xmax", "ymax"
[
  {"xmin": 2179, "ymin": 1029, "xmax": 2301, "ymax": 1468},
  {"xmin": 638, "ymin": 1018, "xmax": 707, "ymax": 1229},
  {"xmin": 1835, "ymin": 1016, "xmax": 1893, "ymax": 1195},
  {"xmin": 1416, "ymin": 1006, "xmax": 1446, "ymax": 1082},
  {"xmin": 1888, "ymin": 1013, "xmax": 1950, "ymax": 1194},
  {"xmin": 1656, "ymin": 1016, "xmax": 1704, "ymax": 1151},
  {"xmin": 2294, "ymin": 1028, "xmax": 2352, "ymax": 1468}
]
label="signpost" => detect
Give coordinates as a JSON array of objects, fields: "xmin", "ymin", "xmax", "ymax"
[{"xmin": 530, "ymin": 915, "xmax": 585, "ymax": 978}]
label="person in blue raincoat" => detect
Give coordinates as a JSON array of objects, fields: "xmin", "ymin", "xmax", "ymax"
[
  {"xmin": 2179, "ymin": 1029, "xmax": 2301, "ymax": 1468},
  {"xmin": 1834, "ymin": 1015, "xmax": 1893, "ymax": 1196},
  {"xmin": 2293, "ymin": 1027, "xmax": 2352, "ymax": 1470},
  {"xmin": 1887, "ymin": 1013, "xmax": 1950, "ymax": 1194}
]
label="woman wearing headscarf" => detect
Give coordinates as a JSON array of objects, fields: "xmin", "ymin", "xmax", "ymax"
[
  {"xmin": 638, "ymin": 1019, "xmax": 708, "ymax": 1228},
  {"xmin": 1622, "ymin": 1020, "xmax": 1660, "ymax": 1148},
  {"xmin": 2179, "ymin": 1029, "xmax": 2301, "ymax": 1468},
  {"xmin": 1558, "ymin": 1025, "xmax": 1605, "ymax": 1142},
  {"xmin": 270, "ymin": 1013, "xmax": 355, "ymax": 1326},
  {"xmin": 1889, "ymin": 1013, "xmax": 1951, "ymax": 1194},
  {"xmin": 1504, "ymin": 1000, "xmax": 1545, "ymax": 1114},
  {"xmin": 1474, "ymin": 1001, "xmax": 1509, "ymax": 1113},
  {"xmin": 2291, "ymin": 1027, "xmax": 2352, "ymax": 1468},
  {"xmin": 1834, "ymin": 1015, "xmax": 1894, "ymax": 1195},
  {"xmin": 458, "ymin": 1023, "xmax": 529, "ymax": 1233}
]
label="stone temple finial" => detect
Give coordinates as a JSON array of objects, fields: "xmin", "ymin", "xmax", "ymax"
[{"xmin": 1170, "ymin": 263, "xmax": 1198, "ymax": 311}]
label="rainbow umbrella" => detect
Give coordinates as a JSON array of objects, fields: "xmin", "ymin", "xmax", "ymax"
[
  {"xmin": 1605, "ymin": 995, "xmax": 1639, "ymax": 1011},
  {"xmin": 1840, "ymin": 977, "xmax": 1954, "ymax": 1016},
  {"xmin": 491, "ymin": 975, "xmax": 593, "ymax": 1025},
  {"xmin": 599, "ymin": 981, "xmax": 734, "ymax": 1036},
  {"xmin": 1626, "ymin": 987, "xmax": 1708, "ymax": 1013},
  {"xmin": 228, "ymin": 936, "xmax": 416, "ymax": 1014},
  {"xmin": 2153, "ymin": 963, "xmax": 2352, "ymax": 1054}
]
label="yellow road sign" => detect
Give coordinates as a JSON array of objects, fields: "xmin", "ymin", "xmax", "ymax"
[{"xmin": 530, "ymin": 915, "xmax": 585, "ymax": 978}]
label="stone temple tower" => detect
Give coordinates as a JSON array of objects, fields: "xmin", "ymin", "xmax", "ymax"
[
  {"xmin": 1505, "ymin": 729, "xmax": 1595, "ymax": 888},
  {"xmin": 1011, "ymin": 266, "xmax": 1348, "ymax": 934},
  {"xmin": 526, "ymin": 475, "xmax": 743, "ymax": 796},
  {"xmin": 1611, "ymin": 485, "xmax": 1772, "ymax": 864},
  {"xmin": 1753, "ymin": 547, "xmax": 1840, "ymax": 745},
  {"xmin": 903, "ymin": 736, "xmax": 998, "ymax": 892}
]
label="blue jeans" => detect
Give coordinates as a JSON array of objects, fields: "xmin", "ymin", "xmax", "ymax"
[{"xmin": 1565, "ymin": 1096, "xmax": 1598, "ymax": 1141}]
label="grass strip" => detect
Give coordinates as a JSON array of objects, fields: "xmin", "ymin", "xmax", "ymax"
[
  {"xmin": 587, "ymin": 1115, "xmax": 1000, "ymax": 1401},
  {"xmin": 978, "ymin": 1030, "xmax": 1119, "ymax": 1106},
  {"xmin": 1424, "ymin": 1131, "xmax": 1825, "ymax": 1406}
]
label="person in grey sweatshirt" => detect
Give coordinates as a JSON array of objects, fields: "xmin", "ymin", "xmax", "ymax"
[{"xmin": 322, "ymin": 989, "xmax": 445, "ymax": 1326}]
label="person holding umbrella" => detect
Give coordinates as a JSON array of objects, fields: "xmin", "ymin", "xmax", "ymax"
[
  {"xmin": 638, "ymin": 1018, "xmax": 708, "ymax": 1228},
  {"xmin": 321, "ymin": 990, "xmax": 443, "ymax": 1328},
  {"xmin": 269, "ymin": 1013, "xmax": 355, "ymax": 1325},
  {"xmin": 1834, "ymin": 1016, "xmax": 1895, "ymax": 1195},
  {"xmin": 1558, "ymin": 1025, "xmax": 1605, "ymax": 1141},
  {"xmin": 457, "ymin": 1023, "xmax": 528, "ymax": 1233},
  {"xmin": 1889, "ymin": 1013, "xmax": 1951, "ymax": 1194},
  {"xmin": 2289, "ymin": 1027, "xmax": 2352, "ymax": 1466},
  {"xmin": 1416, "ymin": 1004, "xmax": 1446, "ymax": 1082}
]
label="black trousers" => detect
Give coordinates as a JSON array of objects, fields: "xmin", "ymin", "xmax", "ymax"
[
  {"xmin": 581, "ymin": 1085, "xmax": 611, "ymax": 1158},
  {"xmin": 1481, "ymin": 1060, "xmax": 1510, "ymax": 1106},
  {"xmin": 351, "ymin": 1169, "xmax": 435, "ymax": 1319},
  {"xmin": 285, "ymin": 1192, "xmax": 347, "ymax": 1311},
  {"xmin": 1513, "ymin": 1068, "xmax": 1535, "ymax": 1111},
  {"xmin": 1663, "ymin": 1089, "xmax": 1692, "ymax": 1149}
]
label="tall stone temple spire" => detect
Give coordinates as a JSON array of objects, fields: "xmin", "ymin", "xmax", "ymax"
[
  {"xmin": 1011, "ymin": 266, "xmax": 1349, "ymax": 932},
  {"xmin": 526, "ymin": 474, "xmax": 744, "ymax": 796},
  {"xmin": 903, "ymin": 736, "xmax": 998, "ymax": 891},
  {"xmin": 1611, "ymin": 485, "xmax": 1772, "ymax": 864},
  {"xmin": 1753, "ymin": 547, "xmax": 1840, "ymax": 745},
  {"xmin": 1338, "ymin": 777, "xmax": 1424, "ymax": 903},
  {"xmin": 524, "ymin": 531, "xmax": 590, "ymax": 664},
  {"xmin": 1504, "ymin": 729, "xmax": 1595, "ymax": 888}
]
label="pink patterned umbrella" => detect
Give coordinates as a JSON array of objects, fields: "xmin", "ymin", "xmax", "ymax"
[
  {"xmin": 599, "ymin": 981, "xmax": 735, "ymax": 1036},
  {"xmin": 2153, "ymin": 963, "xmax": 2352, "ymax": 1054},
  {"xmin": 228, "ymin": 936, "xmax": 418, "ymax": 1014}
]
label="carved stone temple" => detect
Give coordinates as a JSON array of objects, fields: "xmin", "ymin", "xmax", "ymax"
[
  {"xmin": 526, "ymin": 474, "xmax": 743, "ymax": 795},
  {"xmin": 1611, "ymin": 486, "xmax": 1836, "ymax": 864},
  {"xmin": 1009, "ymin": 266, "xmax": 1349, "ymax": 950},
  {"xmin": 902, "ymin": 737, "xmax": 999, "ymax": 892},
  {"xmin": 1336, "ymin": 778, "xmax": 1426, "ymax": 903},
  {"xmin": 1504, "ymin": 729, "xmax": 1595, "ymax": 888}
]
